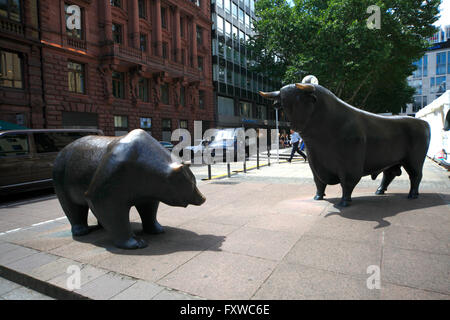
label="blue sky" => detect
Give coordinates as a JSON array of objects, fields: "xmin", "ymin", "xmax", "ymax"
[{"xmin": 434, "ymin": 0, "xmax": 450, "ymax": 27}]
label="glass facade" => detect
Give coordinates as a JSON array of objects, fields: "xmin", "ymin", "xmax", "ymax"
[{"xmin": 212, "ymin": 0, "xmax": 280, "ymax": 124}]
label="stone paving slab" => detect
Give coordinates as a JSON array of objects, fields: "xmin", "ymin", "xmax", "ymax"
[{"xmin": 0, "ymin": 158, "xmax": 448, "ymax": 300}]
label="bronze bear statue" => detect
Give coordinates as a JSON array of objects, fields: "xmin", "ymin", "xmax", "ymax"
[{"xmin": 53, "ymin": 129, "xmax": 206, "ymax": 249}]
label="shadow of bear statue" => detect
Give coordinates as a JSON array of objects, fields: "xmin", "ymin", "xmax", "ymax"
[{"xmin": 53, "ymin": 129, "xmax": 206, "ymax": 249}]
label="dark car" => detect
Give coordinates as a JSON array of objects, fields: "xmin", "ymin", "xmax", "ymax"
[
  {"xmin": 159, "ymin": 141, "xmax": 174, "ymax": 152},
  {"xmin": 0, "ymin": 129, "xmax": 103, "ymax": 196}
]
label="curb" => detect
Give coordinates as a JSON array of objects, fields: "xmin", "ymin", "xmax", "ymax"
[{"xmin": 0, "ymin": 264, "xmax": 89, "ymax": 300}]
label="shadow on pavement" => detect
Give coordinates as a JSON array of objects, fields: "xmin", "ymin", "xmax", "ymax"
[
  {"xmin": 323, "ymin": 193, "xmax": 445, "ymax": 229},
  {"xmin": 72, "ymin": 222, "xmax": 226, "ymax": 256}
]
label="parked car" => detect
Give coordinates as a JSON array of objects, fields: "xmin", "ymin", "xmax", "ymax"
[
  {"xmin": 206, "ymin": 128, "xmax": 253, "ymax": 162},
  {"xmin": 180, "ymin": 139, "xmax": 211, "ymax": 161},
  {"xmin": 0, "ymin": 129, "xmax": 103, "ymax": 196},
  {"xmin": 159, "ymin": 141, "xmax": 174, "ymax": 152}
]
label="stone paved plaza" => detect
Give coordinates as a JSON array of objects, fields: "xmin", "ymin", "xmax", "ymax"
[{"xmin": 0, "ymin": 152, "xmax": 449, "ymax": 300}]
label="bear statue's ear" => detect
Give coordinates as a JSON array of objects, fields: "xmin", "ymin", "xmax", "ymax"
[
  {"xmin": 182, "ymin": 160, "xmax": 191, "ymax": 167},
  {"xmin": 169, "ymin": 162, "xmax": 183, "ymax": 174}
]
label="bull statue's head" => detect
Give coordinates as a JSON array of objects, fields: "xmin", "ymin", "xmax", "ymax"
[{"xmin": 259, "ymin": 83, "xmax": 318, "ymax": 132}]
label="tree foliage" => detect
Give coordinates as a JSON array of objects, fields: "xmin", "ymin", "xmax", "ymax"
[{"xmin": 250, "ymin": 0, "xmax": 441, "ymax": 113}]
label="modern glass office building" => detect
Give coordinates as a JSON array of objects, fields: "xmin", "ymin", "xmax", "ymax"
[
  {"xmin": 210, "ymin": 0, "xmax": 289, "ymax": 132},
  {"xmin": 405, "ymin": 25, "xmax": 450, "ymax": 115}
]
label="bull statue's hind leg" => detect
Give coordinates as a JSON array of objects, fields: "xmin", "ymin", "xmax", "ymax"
[
  {"xmin": 403, "ymin": 163, "xmax": 424, "ymax": 199},
  {"xmin": 375, "ymin": 165, "xmax": 402, "ymax": 195},
  {"xmin": 313, "ymin": 174, "xmax": 327, "ymax": 200}
]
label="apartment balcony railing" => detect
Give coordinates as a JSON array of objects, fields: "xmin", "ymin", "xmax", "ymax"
[
  {"xmin": 0, "ymin": 18, "xmax": 24, "ymax": 36},
  {"xmin": 66, "ymin": 37, "xmax": 87, "ymax": 51}
]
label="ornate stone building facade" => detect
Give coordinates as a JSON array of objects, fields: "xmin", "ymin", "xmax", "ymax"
[
  {"xmin": 0, "ymin": 0, "xmax": 43, "ymax": 129},
  {"xmin": 1, "ymin": 0, "xmax": 214, "ymax": 139}
]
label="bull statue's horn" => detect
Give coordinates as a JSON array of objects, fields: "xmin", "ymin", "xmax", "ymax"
[
  {"xmin": 295, "ymin": 83, "xmax": 315, "ymax": 92},
  {"xmin": 258, "ymin": 91, "xmax": 280, "ymax": 99}
]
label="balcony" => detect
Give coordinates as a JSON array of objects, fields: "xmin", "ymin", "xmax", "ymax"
[
  {"xmin": 66, "ymin": 37, "xmax": 87, "ymax": 51},
  {"xmin": 0, "ymin": 18, "xmax": 24, "ymax": 36}
]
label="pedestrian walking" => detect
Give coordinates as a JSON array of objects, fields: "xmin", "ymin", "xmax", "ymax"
[{"xmin": 288, "ymin": 129, "xmax": 307, "ymax": 162}]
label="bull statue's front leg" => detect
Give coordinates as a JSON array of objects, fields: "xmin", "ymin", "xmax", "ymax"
[{"xmin": 375, "ymin": 165, "xmax": 402, "ymax": 195}]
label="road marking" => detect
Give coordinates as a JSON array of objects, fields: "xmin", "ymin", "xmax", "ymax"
[{"xmin": 0, "ymin": 216, "xmax": 67, "ymax": 237}]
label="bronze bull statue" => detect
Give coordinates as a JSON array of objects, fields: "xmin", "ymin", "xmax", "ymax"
[{"xmin": 260, "ymin": 83, "xmax": 431, "ymax": 207}]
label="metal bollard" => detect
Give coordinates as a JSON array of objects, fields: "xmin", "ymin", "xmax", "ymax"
[
  {"xmin": 268, "ymin": 148, "xmax": 271, "ymax": 166},
  {"xmin": 208, "ymin": 164, "xmax": 212, "ymax": 180},
  {"xmin": 257, "ymin": 142, "xmax": 260, "ymax": 169},
  {"xmin": 243, "ymin": 161, "xmax": 246, "ymax": 173},
  {"xmin": 227, "ymin": 163, "xmax": 231, "ymax": 177}
]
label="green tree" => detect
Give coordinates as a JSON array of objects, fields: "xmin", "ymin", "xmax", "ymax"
[{"xmin": 250, "ymin": 0, "xmax": 441, "ymax": 113}]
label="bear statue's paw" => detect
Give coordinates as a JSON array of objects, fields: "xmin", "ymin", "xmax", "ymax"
[
  {"xmin": 143, "ymin": 222, "xmax": 164, "ymax": 234},
  {"xmin": 71, "ymin": 225, "xmax": 91, "ymax": 237},
  {"xmin": 313, "ymin": 194, "xmax": 325, "ymax": 200},
  {"xmin": 375, "ymin": 188, "xmax": 385, "ymax": 195},
  {"xmin": 114, "ymin": 237, "xmax": 148, "ymax": 250}
]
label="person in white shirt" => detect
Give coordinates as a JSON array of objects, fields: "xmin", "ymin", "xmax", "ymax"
[{"xmin": 288, "ymin": 129, "xmax": 307, "ymax": 162}]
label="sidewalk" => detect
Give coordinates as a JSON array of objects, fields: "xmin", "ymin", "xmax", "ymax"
[{"xmin": 0, "ymin": 158, "xmax": 449, "ymax": 300}]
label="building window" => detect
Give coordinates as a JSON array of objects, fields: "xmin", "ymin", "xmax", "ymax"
[
  {"xmin": 217, "ymin": 15, "xmax": 224, "ymax": 34},
  {"xmin": 0, "ymin": 50, "xmax": 22, "ymax": 89},
  {"xmin": 0, "ymin": 0, "xmax": 21, "ymax": 22},
  {"xmin": 68, "ymin": 61, "xmax": 85, "ymax": 94},
  {"xmin": 112, "ymin": 71, "xmax": 124, "ymax": 98},
  {"xmin": 198, "ymin": 56, "xmax": 203, "ymax": 71},
  {"xmin": 180, "ymin": 18, "xmax": 185, "ymax": 38},
  {"xmin": 191, "ymin": 0, "xmax": 201, "ymax": 7},
  {"xmin": 110, "ymin": 0, "xmax": 121, "ymax": 7},
  {"xmin": 256, "ymin": 105, "xmax": 267, "ymax": 119},
  {"xmin": 196, "ymin": 26, "xmax": 203, "ymax": 45},
  {"xmin": 65, "ymin": 3, "xmax": 83, "ymax": 39},
  {"xmin": 161, "ymin": 7, "xmax": 167, "ymax": 29},
  {"xmin": 138, "ymin": 0, "xmax": 146, "ymax": 18},
  {"xmin": 436, "ymin": 52, "xmax": 446, "ymax": 75},
  {"xmin": 112, "ymin": 23, "xmax": 122, "ymax": 44},
  {"xmin": 224, "ymin": 0, "xmax": 230, "ymax": 14},
  {"xmin": 217, "ymin": 0, "xmax": 223, "ymax": 9},
  {"xmin": 225, "ymin": 21, "xmax": 231, "ymax": 37},
  {"xmin": 162, "ymin": 42, "xmax": 168, "ymax": 59},
  {"xmin": 240, "ymin": 101, "xmax": 251, "ymax": 118},
  {"xmin": 180, "ymin": 86, "xmax": 185, "ymax": 106},
  {"xmin": 140, "ymin": 117, "xmax": 151, "ymax": 133},
  {"xmin": 232, "ymin": 3, "xmax": 238, "ymax": 19},
  {"xmin": 162, "ymin": 118, "xmax": 172, "ymax": 142},
  {"xmin": 181, "ymin": 49, "xmax": 186, "ymax": 64},
  {"xmin": 239, "ymin": 8, "xmax": 244, "ymax": 24},
  {"xmin": 138, "ymin": 78, "xmax": 149, "ymax": 102},
  {"xmin": 180, "ymin": 120, "xmax": 188, "ymax": 129},
  {"xmin": 140, "ymin": 33, "xmax": 147, "ymax": 52},
  {"xmin": 218, "ymin": 96, "xmax": 234, "ymax": 116},
  {"xmin": 114, "ymin": 115, "xmax": 128, "ymax": 136},
  {"xmin": 160, "ymin": 83, "xmax": 169, "ymax": 104},
  {"xmin": 436, "ymin": 76, "xmax": 446, "ymax": 93},
  {"xmin": 199, "ymin": 90, "xmax": 205, "ymax": 109},
  {"xmin": 423, "ymin": 55, "xmax": 428, "ymax": 77},
  {"xmin": 245, "ymin": 14, "xmax": 250, "ymax": 28}
]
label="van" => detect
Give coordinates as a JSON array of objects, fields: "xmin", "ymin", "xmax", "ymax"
[{"xmin": 0, "ymin": 129, "xmax": 103, "ymax": 196}]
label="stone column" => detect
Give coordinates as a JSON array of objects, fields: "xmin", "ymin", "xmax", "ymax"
[
  {"xmin": 154, "ymin": 0, "xmax": 163, "ymax": 57},
  {"xmin": 130, "ymin": 0, "xmax": 140, "ymax": 48},
  {"xmin": 102, "ymin": 0, "xmax": 113, "ymax": 43},
  {"xmin": 174, "ymin": 6, "xmax": 181, "ymax": 63}
]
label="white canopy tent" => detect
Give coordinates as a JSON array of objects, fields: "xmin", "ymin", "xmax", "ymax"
[{"xmin": 415, "ymin": 90, "xmax": 450, "ymax": 161}]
